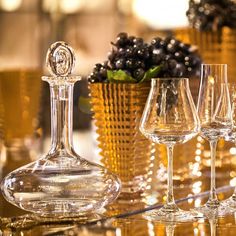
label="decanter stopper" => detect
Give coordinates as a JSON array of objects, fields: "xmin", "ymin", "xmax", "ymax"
[
  {"xmin": 1, "ymin": 41, "xmax": 121, "ymax": 217},
  {"xmin": 46, "ymin": 41, "xmax": 75, "ymax": 77}
]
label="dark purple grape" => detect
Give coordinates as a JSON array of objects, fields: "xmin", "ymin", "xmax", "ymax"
[
  {"xmin": 179, "ymin": 43, "xmax": 191, "ymax": 53},
  {"xmin": 165, "ymin": 54, "xmax": 174, "ymax": 61},
  {"xmin": 101, "ymin": 61, "xmax": 109, "ymax": 68},
  {"xmin": 128, "ymin": 36, "xmax": 135, "ymax": 45},
  {"xmin": 153, "ymin": 48, "xmax": 165, "ymax": 56},
  {"xmin": 161, "ymin": 61, "xmax": 169, "ymax": 72},
  {"xmin": 133, "ymin": 37, "xmax": 144, "ymax": 45},
  {"xmin": 174, "ymin": 51, "xmax": 185, "ymax": 61},
  {"xmin": 166, "ymin": 44, "xmax": 176, "ymax": 53},
  {"xmin": 170, "ymin": 38, "xmax": 180, "ymax": 47},
  {"xmin": 125, "ymin": 59, "xmax": 135, "ymax": 69},
  {"xmin": 115, "ymin": 58, "xmax": 126, "ymax": 69},
  {"xmin": 134, "ymin": 60, "xmax": 145, "ymax": 69},
  {"xmin": 118, "ymin": 47, "xmax": 126, "ymax": 56},
  {"xmin": 168, "ymin": 59, "xmax": 178, "ymax": 69},
  {"xmin": 116, "ymin": 32, "xmax": 128, "ymax": 47},
  {"xmin": 150, "ymin": 54, "xmax": 161, "ymax": 65},
  {"xmin": 151, "ymin": 37, "xmax": 162, "ymax": 47},
  {"xmin": 100, "ymin": 67, "xmax": 107, "ymax": 77},
  {"xmin": 184, "ymin": 55, "xmax": 195, "ymax": 66},
  {"xmin": 171, "ymin": 63, "xmax": 186, "ymax": 77},
  {"xmin": 133, "ymin": 68, "xmax": 145, "ymax": 80},
  {"xmin": 137, "ymin": 48, "xmax": 149, "ymax": 59},
  {"xmin": 93, "ymin": 63, "xmax": 103, "ymax": 71},
  {"xmin": 163, "ymin": 36, "xmax": 172, "ymax": 45},
  {"xmin": 159, "ymin": 40, "xmax": 168, "ymax": 49},
  {"xmin": 125, "ymin": 47, "xmax": 135, "ymax": 57}
]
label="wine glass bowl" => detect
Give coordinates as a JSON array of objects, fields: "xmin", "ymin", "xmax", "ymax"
[
  {"xmin": 140, "ymin": 78, "xmax": 200, "ymax": 222},
  {"xmin": 140, "ymin": 78, "xmax": 199, "ymax": 145}
]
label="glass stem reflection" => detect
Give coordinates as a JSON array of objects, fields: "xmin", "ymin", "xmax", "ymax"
[
  {"xmin": 166, "ymin": 144, "xmax": 176, "ymax": 209},
  {"xmin": 208, "ymin": 139, "xmax": 219, "ymax": 206}
]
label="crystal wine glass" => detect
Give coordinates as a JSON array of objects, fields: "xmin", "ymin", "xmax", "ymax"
[
  {"xmin": 140, "ymin": 77, "xmax": 200, "ymax": 222},
  {"xmin": 194, "ymin": 64, "xmax": 233, "ymax": 217},
  {"xmin": 222, "ymin": 83, "xmax": 236, "ymax": 210}
]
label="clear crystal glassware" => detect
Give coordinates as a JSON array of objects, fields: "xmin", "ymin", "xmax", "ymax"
[
  {"xmin": 222, "ymin": 83, "xmax": 236, "ymax": 210},
  {"xmin": 194, "ymin": 64, "xmax": 233, "ymax": 217},
  {"xmin": 140, "ymin": 78, "xmax": 200, "ymax": 222},
  {"xmin": 1, "ymin": 42, "xmax": 121, "ymax": 217}
]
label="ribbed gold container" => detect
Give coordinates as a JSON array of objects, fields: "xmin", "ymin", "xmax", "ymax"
[{"xmin": 90, "ymin": 83, "xmax": 153, "ymax": 199}]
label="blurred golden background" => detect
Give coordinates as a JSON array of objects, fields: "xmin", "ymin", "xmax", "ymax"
[{"xmin": 1, "ymin": 0, "xmax": 236, "ymax": 219}]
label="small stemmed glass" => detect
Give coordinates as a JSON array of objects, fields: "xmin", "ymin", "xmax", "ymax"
[
  {"xmin": 140, "ymin": 77, "xmax": 200, "ymax": 222},
  {"xmin": 222, "ymin": 83, "xmax": 236, "ymax": 209},
  {"xmin": 194, "ymin": 64, "xmax": 233, "ymax": 216}
]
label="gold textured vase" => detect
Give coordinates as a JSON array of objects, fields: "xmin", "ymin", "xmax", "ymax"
[{"xmin": 90, "ymin": 83, "xmax": 153, "ymax": 199}]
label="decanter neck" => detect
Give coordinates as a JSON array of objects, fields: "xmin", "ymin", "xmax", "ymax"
[{"xmin": 49, "ymin": 83, "xmax": 74, "ymax": 152}]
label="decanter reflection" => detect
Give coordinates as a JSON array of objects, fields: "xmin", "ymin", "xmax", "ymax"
[{"xmin": 1, "ymin": 42, "xmax": 121, "ymax": 217}]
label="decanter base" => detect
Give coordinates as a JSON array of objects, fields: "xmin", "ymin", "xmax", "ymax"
[
  {"xmin": 1, "ymin": 155, "xmax": 121, "ymax": 216},
  {"xmin": 14, "ymin": 199, "xmax": 105, "ymax": 217}
]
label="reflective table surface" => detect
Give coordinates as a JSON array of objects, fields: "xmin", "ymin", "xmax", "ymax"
[{"xmin": 1, "ymin": 132, "xmax": 236, "ymax": 235}]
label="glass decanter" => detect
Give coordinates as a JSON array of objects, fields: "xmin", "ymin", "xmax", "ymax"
[{"xmin": 1, "ymin": 42, "xmax": 121, "ymax": 217}]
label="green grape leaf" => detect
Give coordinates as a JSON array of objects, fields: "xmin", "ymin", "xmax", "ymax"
[
  {"xmin": 139, "ymin": 65, "xmax": 162, "ymax": 83},
  {"xmin": 107, "ymin": 70, "xmax": 137, "ymax": 83}
]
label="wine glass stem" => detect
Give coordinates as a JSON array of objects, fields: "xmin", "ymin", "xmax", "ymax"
[
  {"xmin": 208, "ymin": 139, "xmax": 219, "ymax": 205},
  {"xmin": 166, "ymin": 144, "xmax": 176, "ymax": 208},
  {"xmin": 210, "ymin": 218, "xmax": 217, "ymax": 236}
]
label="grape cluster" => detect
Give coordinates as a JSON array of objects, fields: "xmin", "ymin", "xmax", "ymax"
[
  {"xmin": 186, "ymin": 0, "xmax": 236, "ymax": 31},
  {"xmin": 88, "ymin": 32, "xmax": 201, "ymax": 83},
  {"xmin": 148, "ymin": 36, "xmax": 201, "ymax": 78}
]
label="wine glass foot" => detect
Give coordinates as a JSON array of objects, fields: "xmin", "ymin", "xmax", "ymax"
[
  {"xmin": 143, "ymin": 207, "xmax": 202, "ymax": 222},
  {"xmin": 193, "ymin": 203, "xmax": 234, "ymax": 218}
]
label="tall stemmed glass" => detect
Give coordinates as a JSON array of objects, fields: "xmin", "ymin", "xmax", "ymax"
[
  {"xmin": 222, "ymin": 83, "xmax": 236, "ymax": 210},
  {"xmin": 195, "ymin": 64, "xmax": 233, "ymax": 216},
  {"xmin": 140, "ymin": 78, "xmax": 200, "ymax": 222}
]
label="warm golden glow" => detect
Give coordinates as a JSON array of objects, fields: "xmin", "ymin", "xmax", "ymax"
[
  {"xmin": 194, "ymin": 198, "xmax": 201, "ymax": 207},
  {"xmin": 208, "ymin": 75, "xmax": 215, "ymax": 85},
  {"xmin": 230, "ymin": 147, "xmax": 236, "ymax": 155},
  {"xmin": 60, "ymin": 0, "xmax": 83, "ymax": 13},
  {"xmin": 0, "ymin": 0, "xmax": 22, "ymax": 11},
  {"xmin": 132, "ymin": 0, "xmax": 189, "ymax": 29},
  {"xmin": 230, "ymin": 177, "xmax": 236, "ymax": 186}
]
